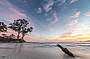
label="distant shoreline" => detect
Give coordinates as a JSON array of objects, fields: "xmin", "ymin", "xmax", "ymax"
[{"xmin": 0, "ymin": 36, "xmax": 26, "ymax": 43}]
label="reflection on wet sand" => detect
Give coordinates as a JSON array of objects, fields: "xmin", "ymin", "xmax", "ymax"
[
  {"xmin": 0, "ymin": 43, "xmax": 89, "ymax": 59},
  {"xmin": 62, "ymin": 54, "xmax": 86, "ymax": 59}
]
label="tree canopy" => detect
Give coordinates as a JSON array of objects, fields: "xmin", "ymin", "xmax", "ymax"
[
  {"xmin": 0, "ymin": 22, "xmax": 7, "ymax": 32},
  {"xmin": 9, "ymin": 19, "xmax": 33, "ymax": 40}
]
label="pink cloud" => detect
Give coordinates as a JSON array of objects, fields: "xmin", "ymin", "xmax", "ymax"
[
  {"xmin": 70, "ymin": 0, "xmax": 78, "ymax": 4},
  {"xmin": 9, "ymin": 8, "xmax": 27, "ymax": 18},
  {"xmin": 70, "ymin": 11, "xmax": 80, "ymax": 18},
  {"xmin": 5, "ymin": 0, "xmax": 26, "ymax": 17},
  {"xmin": 52, "ymin": 12, "xmax": 59, "ymax": 23},
  {"xmin": 0, "ymin": 28, "xmax": 23, "ymax": 39},
  {"xmin": 66, "ymin": 19, "xmax": 78, "ymax": 26},
  {"xmin": 85, "ymin": 12, "xmax": 90, "ymax": 16},
  {"xmin": 0, "ymin": 0, "xmax": 27, "ymax": 22},
  {"xmin": 0, "ymin": 28, "xmax": 16, "ymax": 38},
  {"xmin": 43, "ymin": 1, "xmax": 54, "ymax": 12}
]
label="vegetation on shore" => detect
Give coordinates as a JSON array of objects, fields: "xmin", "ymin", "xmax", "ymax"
[
  {"xmin": 0, "ymin": 19, "xmax": 33, "ymax": 43},
  {"xmin": 0, "ymin": 36, "xmax": 25, "ymax": 43}
]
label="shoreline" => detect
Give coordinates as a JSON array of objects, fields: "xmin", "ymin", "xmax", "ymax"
[{"xmin": 0, "ymin": 43, "xmax": 89, "ymax": 59}]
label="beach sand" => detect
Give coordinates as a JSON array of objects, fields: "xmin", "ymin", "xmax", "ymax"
[{"xmin": 0, "ymin": 43, "xmax": 90, "ymax": 59}]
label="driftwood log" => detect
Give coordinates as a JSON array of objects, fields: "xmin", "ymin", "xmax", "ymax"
[{"xmin": 57, "ymin": 44, "xmax": 75, "ymax": 57}]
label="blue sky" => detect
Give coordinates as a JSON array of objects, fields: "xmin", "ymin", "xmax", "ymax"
[{"xmin": 0, "ymin": 0, "xmax": 90, "ymax": 41}]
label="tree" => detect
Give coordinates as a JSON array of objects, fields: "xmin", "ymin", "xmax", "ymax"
[
  {"xmin": 9, "ymin": 19, "xmax": 33, "ymax": 40},
  {"xmin": 0, "ymin": 22, "xmax": 7, "ymax": 33},
  {"xmin": 21, "ymin": 27, "xmax": 33, "ymax": 40}
]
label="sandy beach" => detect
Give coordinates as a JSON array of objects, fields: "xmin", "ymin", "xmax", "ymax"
[{"xmin": 0, "ymin": 42, "xmax": 90, "ymax": 59}]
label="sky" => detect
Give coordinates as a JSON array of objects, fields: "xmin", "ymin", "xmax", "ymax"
[{"xmin": 0, "ymin": 0, "xmax": 90, "ymax": 42}]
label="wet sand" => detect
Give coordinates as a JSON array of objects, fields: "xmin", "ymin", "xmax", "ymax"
[{"xmin": 0, "ymin": 43, "xmax": 90, "ymax": 59}]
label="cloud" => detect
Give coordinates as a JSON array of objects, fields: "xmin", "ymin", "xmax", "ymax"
[
  {"xmin": 74, "ymin": 24, "xmax": 83, "ymax": 30},
  {"xmin": 43, "ymin": 0, "xmax": 54, "ymax": 12},
  {"xmin": 0, "ymin": 28, "xmax": 22, "ymax": 39},
  {"xmin": 70, "ymin": 0, "xmax": 78, "ymax": 4},
  {"xmin": 85, "ymin": 12, "xmax": 90, "ymax": 16},
  {"xmin": 66, "ymin": 19, "xmax": 78, "ymax": 26},
  {"xmin": 52, "ymin": 24, "xmax": 90, "ymax": 42},
  {"xmin": 52, "ymin": 33, "xmax": 90, "ymax": 42},
  {"xmin": 51, "ymin": 32, "xmax": 74, "ymax": 42},
  {"xmin": 51, "ymin": 12, "xmax": 59, "ymax": 23},
  {"xmin": 70, "ymin": 11, "xmax": 80, "ymax": 18},
  {"xmin": 37, "ymin": 8, "xmax": 42, "ymax": 14},
  {"xmin": 42, "ymin": 0, "xmax": 66, "ymax": 12},
  {"xmin": 0, "ymin": 0, "xmax": 27, "ymax": 22},
  {"xmin": 60, "ymin": 32, "xmax": 72, "ymax": 38},
  {"xmin": 56, "ymin": 0, "xmax": 66, "ymax": 6}
]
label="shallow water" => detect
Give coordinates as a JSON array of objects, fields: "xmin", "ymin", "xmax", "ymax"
[{"xmin": 0, "ymin": 42, "xmax": 90, "ymax": 59}]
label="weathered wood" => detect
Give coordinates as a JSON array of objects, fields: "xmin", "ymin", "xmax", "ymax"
[{"xmin": 57, "ymin": 44, "xmax": 75, "ymax": 57}]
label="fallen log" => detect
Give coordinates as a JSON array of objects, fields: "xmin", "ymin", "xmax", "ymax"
[{"xmin": 57, "ymin": 44, "xmax": 75, "ymax": 57}]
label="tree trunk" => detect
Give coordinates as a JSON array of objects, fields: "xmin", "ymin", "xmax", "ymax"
[
  {"xmin": 17, "ymin": 31, "xmax": 20, "ymax": 39},
  {"xmin": 22, "ymin": 33, "xmax": 25, "ymax": 40}
]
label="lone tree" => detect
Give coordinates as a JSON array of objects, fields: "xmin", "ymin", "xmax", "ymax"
[
  {"xmin": 0, "ymin": 22, "xmax": 7, "ymax": 33},
  {"xmin": 9, "ymin": 19, "xmax": 33, "ymax": 40}
]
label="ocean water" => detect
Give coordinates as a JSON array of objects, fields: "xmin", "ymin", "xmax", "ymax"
[
  {"xmin": 27, "ymin": 42, "xmax": 90, "ymax": 51},
  {"xmin": 0, "ymin": 42, "xmax": 90, "ymax": 52},
  {"xmin": 0, "ymin": 42, "xmax": 90, "ymax": 59}
]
